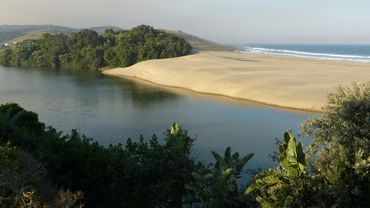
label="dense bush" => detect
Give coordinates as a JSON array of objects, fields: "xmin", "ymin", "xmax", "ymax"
[
  {"xmin": 0, "ymin": 25, "xmax": 192, "ymax": 70},
  {"xmin": 246, "ymin": 132, "xmax": 311, "ymax": 207},
  {"xmin": 0, "ymin": 142, "xmax": 83, "ymax": 208},
  {"xmin": 300, "ymin": 83, "xmax": 370, "ymax": 207},
  {"xmin": 246, "ymin": 83, "xmax": 370, "ymax": 207},
  {"xmin": 0, "ymin": 103, "xmax": 195, "ymax": 207},
  {"xmin": 185, "ymin": 147, "xmax": 254, "ymax": 207}
]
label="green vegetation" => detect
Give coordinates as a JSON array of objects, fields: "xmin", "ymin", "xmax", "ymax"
[
  {"xmin": 246, "ymin": 83, "xmax": 370, "ymax": 207},
  {"xmin": 185, "ymin": 147, "xmax": 254, "ymax": 207},
  {"xmin": 89, "ymin": 26, "xmax": 122, "ymax": 35},
  {"xmin": 0, "ymin": 103, "xmax": 194, "ymax": 207},
  {"xmin": 1, "ymin": 83, "xmax": 369, "ymax": 207},
  {"xmin": 300, "ymin": 83, "xmax": 370, "ymax": 207},
  {"xmin": 0, "ymin": 25, "xmax": 192, "ymax": 70},
  {"xmin": 246, "ymin": 132, "xmax": 309, "ymax": 207}
]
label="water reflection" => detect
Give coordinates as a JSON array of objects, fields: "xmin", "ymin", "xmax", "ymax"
[
  {"xmin": 115, "ymin": 78, "xmax": 178, "ymax": 107},
  {"xmin": 0, "ymin": 66, "xmax": 314, "ymax": 173}
]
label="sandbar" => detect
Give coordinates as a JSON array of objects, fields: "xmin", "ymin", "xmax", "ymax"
[{"xmin": 103, "ymin": 51, "xmax": 370, "ymax": 112}]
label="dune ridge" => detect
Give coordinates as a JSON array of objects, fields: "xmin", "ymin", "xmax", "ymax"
[{"xmin": 103, "ymin": 51, "xmax": 370, "ymax": 112}]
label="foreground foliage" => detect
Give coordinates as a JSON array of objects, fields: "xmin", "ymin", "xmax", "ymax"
[
  {"xmin": 0, "ymin": 142, "xmax": 83, "ymax": 208},
  {"xmin": 247, "ymin": 83, "xmax": 370, "ymax": 207},
  {"xmin": 300, "ymin": 83, "xmax": 370, "ymax": 207},
  {"xmin": 246, "ymin": 132, "xmax": 310, "ymax": 207},
  {"xmin": 185, "ymin": 147, "xmax": 254, "ymax": 207},
  {"xmin": 0, "ymin": 103, "xmax": 195, "ymax": 207},
  {"xmin": 1, "ymin": 83, "xmax": 369, "ymax": 207},
  {"xmin": 0, "ymin": 25, "xmax": 192, "ymax": 70}
]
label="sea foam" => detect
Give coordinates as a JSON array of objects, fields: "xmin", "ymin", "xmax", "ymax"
[{"xmin": 239, "ymin": 46, "xmax": 370, "ymax": 63}]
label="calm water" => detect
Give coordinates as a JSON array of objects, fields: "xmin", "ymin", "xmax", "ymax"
[
  {"xmin": 0, "ymin": 66, "xmax": 314, "ymax": 178},
  {"xmin": 239, "ymin": 44, "xmax": 370, "ymax": 62}
]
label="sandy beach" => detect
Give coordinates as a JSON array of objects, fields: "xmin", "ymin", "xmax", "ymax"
[{"xmin": 103, "ymin": 51, "xmax": 370, "ymax": 112}]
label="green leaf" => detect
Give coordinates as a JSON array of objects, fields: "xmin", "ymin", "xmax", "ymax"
[
  {"xmin": 279, "ymin": 131, "xmax": 306, "ymax": 176},
  {"xmin": 212, "ymin": 151, "xmax": 224, "ymax": 169},
  {"xmin": 223, "ymin": 168, "xmax": 233, "ymax": 176}
]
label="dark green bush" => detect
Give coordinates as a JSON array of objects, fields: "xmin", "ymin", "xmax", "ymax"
[
  {"xmin": 247, "ymin": 83, "xmax": 370, "ymax": 207},
  {"xmin": 185, "ymin": 147, "xmax": 254, "ymax": 208},
  {"xmin": 300, "ymin": 83, "xmax": 370, "ymax": 207},
  {"xmin": 0, "ymin": 103, "xmax": 195, "ymax": 207}
]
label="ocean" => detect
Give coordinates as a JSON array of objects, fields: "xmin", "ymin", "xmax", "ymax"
[{"xmin": 238, "ymin": 44, "xmax": 370, "ymax": 63}]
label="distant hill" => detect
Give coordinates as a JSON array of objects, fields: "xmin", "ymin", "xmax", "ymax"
[
  {"xmin": 10, "ymin": 28, "xmax": 79, "ymax": 44},
  {"xmin": 0, "ymin": 25, "xmax": 77, "ymax": 43},
  {"xmin": 0, "ymin": 25, "xmax": 123, "ymax": 44},
  {"xmin": 162, "ymin": 29, "xmax": 234, "ymax": 51}
]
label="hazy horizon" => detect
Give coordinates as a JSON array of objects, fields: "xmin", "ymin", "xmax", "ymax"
[{"xmin": 1, "ymin": 0, "xmax": 370, "ymax": 44}]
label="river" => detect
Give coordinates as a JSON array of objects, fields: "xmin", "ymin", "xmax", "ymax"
[{"xmin": 0, "ymin": 66, "xmax": 315, "ymax": 179}]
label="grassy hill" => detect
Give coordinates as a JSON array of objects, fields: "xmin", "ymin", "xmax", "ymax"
[
  {"xmin": 1, "ymin": 25, "xmax": 125, "ymax": 44},
  {"xmin": 162, "ymin": 29, "xmax": 234, "ymax": 51},
  {"xmin": 9, "ymin": 27, "xmax": 78, "ymax": 44},
  {"xmin": 0, "ymin": 25, "xmax": 77, "ymax": 43}
]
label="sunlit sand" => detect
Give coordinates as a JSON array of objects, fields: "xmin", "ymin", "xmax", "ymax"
[{"xmin": 103, "ymin": 51, "xmax": 370, "ymax": 112}]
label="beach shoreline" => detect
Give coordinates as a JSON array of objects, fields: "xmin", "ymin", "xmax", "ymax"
[{"xmin": 103, "ymin": 51, "xmax": 370, "ymax": 112}]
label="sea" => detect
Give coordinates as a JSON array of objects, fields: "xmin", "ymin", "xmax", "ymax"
[{"xmin": 237, "ymin": 44, "xmax": 370, "ymax": 63}]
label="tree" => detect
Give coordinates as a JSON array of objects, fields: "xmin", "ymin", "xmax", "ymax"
[
  {"xmin": 8, "ymin": 39, "xmax": 40, "ymax": 67},
  {"xmin": 300, "ymin": 83, "xmax": 370, "ymax": 207},
  {"xmin": 246, "ymin": 132, "xmax": 309, "ymax": 207},
  {"xmin": 67, "ymin": 29, "xmax": 102, "ymax": 50},
  {"xmin": 0, "ymin": 48, "xmax": 12, "ymax": 66},
  {"xmin": 102, "ymin": 29, "xmax": 117, "ymax": 47},
  {"xmin": 38, "ymin": 33, "xmax": 68, "ymax": 68},
  {"xmin": 247, "ymin": 83, "xmax": 370, "ymax": 207}
]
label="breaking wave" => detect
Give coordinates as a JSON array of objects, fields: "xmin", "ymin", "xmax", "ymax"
[{"xmin": 239, "ymin": 46, "xmax": 370, "ymax": 63}]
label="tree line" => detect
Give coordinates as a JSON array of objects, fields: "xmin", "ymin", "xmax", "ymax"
[
  {"xmin": 0, "ymin": 25, "xmax": 192, "ymax": 70},
  {"xmin": 0, "ymin": 83, "xmax": 369, "ymax": 207}
]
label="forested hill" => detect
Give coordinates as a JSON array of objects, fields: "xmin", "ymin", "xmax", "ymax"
[{"xmin": 0, "ymin": 25, "xmax": 192, "ymax": 70}]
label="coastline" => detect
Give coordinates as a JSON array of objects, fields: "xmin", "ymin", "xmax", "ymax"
[{"xmin": 103, "ymin": 51, "xmax": 370, "ymax": 112}]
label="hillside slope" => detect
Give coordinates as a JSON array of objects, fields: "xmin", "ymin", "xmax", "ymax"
[
  {"xmin": 0, "ymin": 25, "xmax": 77, "ymax": 43},
  {"xmin": 162, "ymin": 29, "xmax": 234, "ymax": 51}
]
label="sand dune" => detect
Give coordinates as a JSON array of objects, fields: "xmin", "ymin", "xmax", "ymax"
[{"xmin": 103, "ymin": 51, "xmax": 370, "ymax": 112}]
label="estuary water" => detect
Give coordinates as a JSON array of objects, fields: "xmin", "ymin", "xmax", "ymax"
[{"xmin": 0, "ymin": 66, "xmax": 314, "ymax": 177}]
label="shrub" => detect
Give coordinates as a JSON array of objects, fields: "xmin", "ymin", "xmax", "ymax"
[
  {"xmin": 300, "ymin": 83, "xmax": 370, "ymax": 207},
  {"xmin": 185, "ymin": 147, "xmax": 254, "ymax": 207},
  {"xmin": 247, "ymin": 83, "xmax": 370, "ymax": 207},
  {"xmin": 0, "ymin": 103, "xmax": 195, "ymax": 207},
  {"xmin": 246, "ymin": 132, "xmax": 311, "ymax": 207}
]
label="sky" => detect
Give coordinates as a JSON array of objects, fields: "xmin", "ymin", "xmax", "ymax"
[{"xmin": 1, "ymin": 0, "xmax": 370, "ymax": 44}]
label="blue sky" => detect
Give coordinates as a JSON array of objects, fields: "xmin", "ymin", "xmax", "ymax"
[{"xmin": 1, "ymin": 0, "xmax": 370, "ymax": 44}]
